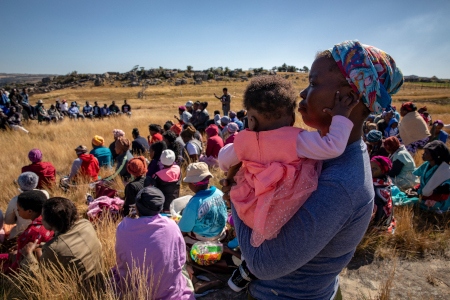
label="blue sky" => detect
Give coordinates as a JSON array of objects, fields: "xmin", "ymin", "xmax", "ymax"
[{"xmin": 2, "ymin": 0, "xmax": 450, "ymax": 78}]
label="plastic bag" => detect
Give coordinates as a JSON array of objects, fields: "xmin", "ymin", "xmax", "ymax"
[{"xmin": 190, "ymin": 241, "xmax": 223, "ymax": 266}]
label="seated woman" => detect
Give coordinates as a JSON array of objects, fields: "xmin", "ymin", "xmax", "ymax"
[
  {"xmin": 113, "ymin": 186, "xmax": 194, "ymax": 300},
  {"xmin": 146, "ymin": 141, "xmax": 167, "ymax": 180},
  {"xmin": 22, "ymin": 149, "xmax": 56, "ymax": 189},
  {"xmin": 370, "ymin": 156, "xmax": 396, "ymax": 233},
  {"xmin": 394, "ymin": 141, "xmax": 450, "ymax": 212},
  {"xmin": 180, "ymin": 126, "xmax": 203, "ymax": 163},
  {"xmin": 366, "ymin": 130, "xmax": 388, "ymax": 158},
  {"xmin": 104, "ymin": 137, "xmax": 133, "ymax": 183},
  {"xmin": 68, "ymin": 146, "xmax": 100, "ymax": 182},
  {"xmin": 90, "ymin": 135, "xmax": 113, "ymax": 168},
  {"xmin": 429, "ymin": 120, "xmax": 448, "ymax": 144},
  {"xmin": 4, "ymin": 172, "xmax": 50, "ymax": 240},
  {"xmin": 384, "ymin": 136, "xmax": 417, "ymax": 191},
  {"xmin": 384, "ymin": 118, "xmax": 399, "ymax": 138},
  {"xmin": 178, "ymin": 162, "xmax": 227, "ymax": 245},
  {"xmin": 20, "ymin": 197, "xmax": 103, "ymax": 285},
  {"xmin": 153, "ymin": 150, "xmax": 181, "ymax": 213},
  {"xmin": 201, "ymin": 124, "xmax": 224, "ymax": 167},
  {"xmin": 122, "ymin": 157, "xmax": 147, "ymax": 217},
  {"xmin": 398, "ymin": 102, "xmax": 430, "ymax": 154}
]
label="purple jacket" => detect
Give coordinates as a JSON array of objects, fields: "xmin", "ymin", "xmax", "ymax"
[{"xmin": 115, "ymin": 215, "xmax": 194, "ymax": 300}]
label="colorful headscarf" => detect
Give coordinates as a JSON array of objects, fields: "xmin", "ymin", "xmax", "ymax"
[
  {"xmin": 28, "ymin": 148, "xmax": 43, "ymax": 163},
  {"xmin": 127, "ymin": 156, "xmax": 148, "ymax": 177},
  {"xmin": 331, "ymin": 40, "xmax": 404, "ymax": 114},
  {"xmin": 371, "ymin": 156, "xmax": 392, "ymax": 174},
  {"xmin": 113, "ymin": 129, "xmax": 125, "ymax": 138},
  {"xmin": 383, "ymin": 136, "xmax": 400, "ymax": 152},
  {"xmin": 400, "ymin": 102, "xmax": 416, "ymax": 112},
  {"xmin": 92, "ymin": 135, "xmax": 104, "ymax": 146},
  {"xmin": 366, "ymin": 130, "xmax": 383, "ymax": 143}
]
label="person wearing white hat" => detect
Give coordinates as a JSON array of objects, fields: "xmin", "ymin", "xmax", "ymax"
[
  {"xmin": 152, "ymin": 150, "xmax": 182, "ymax": 212},
  {"xmin": 178, "ymin": 162, "xmax": 227, "ymax": 244}
]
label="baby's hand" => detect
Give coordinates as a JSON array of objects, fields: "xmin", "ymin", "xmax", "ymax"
[{"xmin": 323, "ymin": 91, "xmax": 359, "ymax": 118}]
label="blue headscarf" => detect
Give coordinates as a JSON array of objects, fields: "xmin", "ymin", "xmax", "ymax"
[{"xmin": 331, "ymin": 40, "xmax": 404, "ymax": 114}]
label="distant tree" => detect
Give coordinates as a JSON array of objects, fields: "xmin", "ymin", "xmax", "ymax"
[
  {"xmin": 272, "ymin": 66, "xmax": 277, "ymax": 71},
  {"xmin": 187, "ymin": 65, "xmax": 193, "ymax": 72},
  {"xmin": 302, "ymin": 66, "xmax": 309, "ymax": 73},
  {"xmin": 131, "ymin": 65, "xmax": 139, "ymax": 72},
  {"xmin": 431, "ymin": 75, "xmax": 438, "ymax": 81},
  {"xmin": 287, "ymin": 65, "xmax": 297, "ymax": 72},
  {"xmin": 247, "ymin": 72, "xmax": 253, "ymax": 78},
  {"xmin": 224, "ymin": 67, "xmax": 230, "ymax": 74}
]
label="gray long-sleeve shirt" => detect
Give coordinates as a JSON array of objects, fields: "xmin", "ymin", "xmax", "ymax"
[{"xmin": 233, "ymin": 139, "xmax": 374, "ymax": 300}]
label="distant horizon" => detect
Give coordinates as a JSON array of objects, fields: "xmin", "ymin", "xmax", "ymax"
[
  {"xmin": 1, "ymin": 70, "xmax": 449, "ymax": 80},
  {"xmin": 3, "ymin": 0, "xmax": 450, "ymax": 78}
]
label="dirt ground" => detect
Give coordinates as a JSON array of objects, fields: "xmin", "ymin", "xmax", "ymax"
[{"xmin": 199, "ymin": 254, "xmax": 450, "ymax": 300}]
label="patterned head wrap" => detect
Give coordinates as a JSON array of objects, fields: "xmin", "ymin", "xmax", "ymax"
[
  {"xmin": 113, "ymin": 129, "xmax": 125, "ymax": 139},
  {"xmin": 28, "ymin": 148, "xmax": 43, "ymax": 163},
  {"xmin": 331, "ymin": 40, "xmax": 404, "ymax": 113},
  {"xmin": 366, "ymin": 130, "xmax": 383, "ymax": 143},
  {"xmin": 371, "ymin": 156, "xmax": 392, "ymax": 174}
]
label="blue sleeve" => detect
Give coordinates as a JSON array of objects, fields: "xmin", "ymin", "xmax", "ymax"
[
  {"xmin": 178, "ymin": 198, "xmax": 198, "ymax": 233},
  {"xmin": 232, "ymin": 179, "xmax": 360, "ymax": 280}
]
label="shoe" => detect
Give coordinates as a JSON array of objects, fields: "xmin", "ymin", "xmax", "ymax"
[
  {"xmin": 228, "ymin": 262, "xmax": 252, "ymax": 292},
  {"xmin": 194, "ymin": 279, "xmax": 223, "ymax": 294}
]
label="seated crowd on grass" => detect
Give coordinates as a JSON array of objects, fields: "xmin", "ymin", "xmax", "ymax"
[{"xmin": 1, "ymin": 40, "xmax": 450, "ymax": 299}]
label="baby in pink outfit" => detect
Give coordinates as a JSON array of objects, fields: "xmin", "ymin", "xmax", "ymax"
[{"xmin": 218, "ymin": 75, "xmax": 357, "ymax": 247}]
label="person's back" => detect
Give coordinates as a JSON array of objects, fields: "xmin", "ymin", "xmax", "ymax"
[
  {"xmin": 78, "ymin": 153, "xmax": 100, "ymax": 181},
  {"xmin": 116, "ymin": 215, "xmax": 193, "ymax": 299},
  {"xmin": 42, "ymin": 219, "xmax": 102, "ymax": 281},
  {"xmin": 132, "ymin": 136, "xmax": 150, "ymax": 155},
  {"xmin": 154, "ymin": 165, "xmax": 181, "ymax": 211},
  {"xmin": 22, "ymin": 161, "xmax": 56, "ymax": 189},
  {"xmin": 235, "ymin": 140, "xmax": 374, "ymax": 299},
  {"xmin": 90, "ymin": 146, "xmax": 113, "ymax": 168}
]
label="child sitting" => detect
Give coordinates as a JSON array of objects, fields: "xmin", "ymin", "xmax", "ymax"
[
  {"xmin": 1, "ymin": 190, "xmax": 54, "ymax": 273},
  {"xmin": 218, "ymin": 75, "xmax": 357, "ymax": 292},
  {"xmin": 153, "ymin": 150, "xmax": 181, "ymax": 213},
  {"xmin": 370, "ymin": 156, "xmax": 396, "ymax": 233},
  {"xmin": 4, "ymin": 172, "xmax": 50, "ymax": 240},
  {"xmin": 178, "ymin": 162, "xmax": 227, "ymax": 246}
]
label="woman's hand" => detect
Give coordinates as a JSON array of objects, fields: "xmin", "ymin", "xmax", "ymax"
[
  {"xmin": 405, "ymin": 188, "xmax": 418, "ymax": 197},
  {"xmin": 220, "ymin": 163, "xmax": 242, "ymax": 201},
  {"xmin": 20, "ymin": 239, "xmax": 39, "ymax": 257},
  {"xmin": 323, "ymin": 91, "xmax": 359, "ymax": 118}
]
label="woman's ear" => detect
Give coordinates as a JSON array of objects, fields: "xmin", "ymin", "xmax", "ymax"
[{"xmin": 249, "ymin": 115, "xmax": 259, "ymax": 131}]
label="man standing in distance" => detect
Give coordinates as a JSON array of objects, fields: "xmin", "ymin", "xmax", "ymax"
[{"xmin": 214, "ymin": 88, "xmax": 231, "ymax": 117}]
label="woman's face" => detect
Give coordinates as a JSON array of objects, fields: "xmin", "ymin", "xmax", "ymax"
[
  {"xmin": 370, "ymin": 161, "xmax": 384, "ymax": 178},
  {"xmin": 299, "ymin": 57, "xmax": 353, "ymax": 134},
  {"xmin": 400, "ymin": 108, "xmax": 407, "ymax": 117},
  {"xmin": 422, "ymin": 149, "xmax": 433, "ymax": 162}
]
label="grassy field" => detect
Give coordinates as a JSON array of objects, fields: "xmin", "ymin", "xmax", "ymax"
[{"xmin": 1, "ymin": 76, "xmax": 450, "ymax": 299}]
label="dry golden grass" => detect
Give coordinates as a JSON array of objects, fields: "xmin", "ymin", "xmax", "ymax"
[{"xmin": 0, "ymin": 78, "xmax": 449, "ymax": 299}]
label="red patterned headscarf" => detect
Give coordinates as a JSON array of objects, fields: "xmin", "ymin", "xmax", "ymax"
[{"xmin": 371, "ymin": 156, "xmax": 392, "ymax": 174}]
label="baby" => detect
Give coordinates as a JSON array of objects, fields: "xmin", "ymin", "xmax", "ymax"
[{"xmin": 218, "ymin": 75, "xmax": 357, "ymax": 291}]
